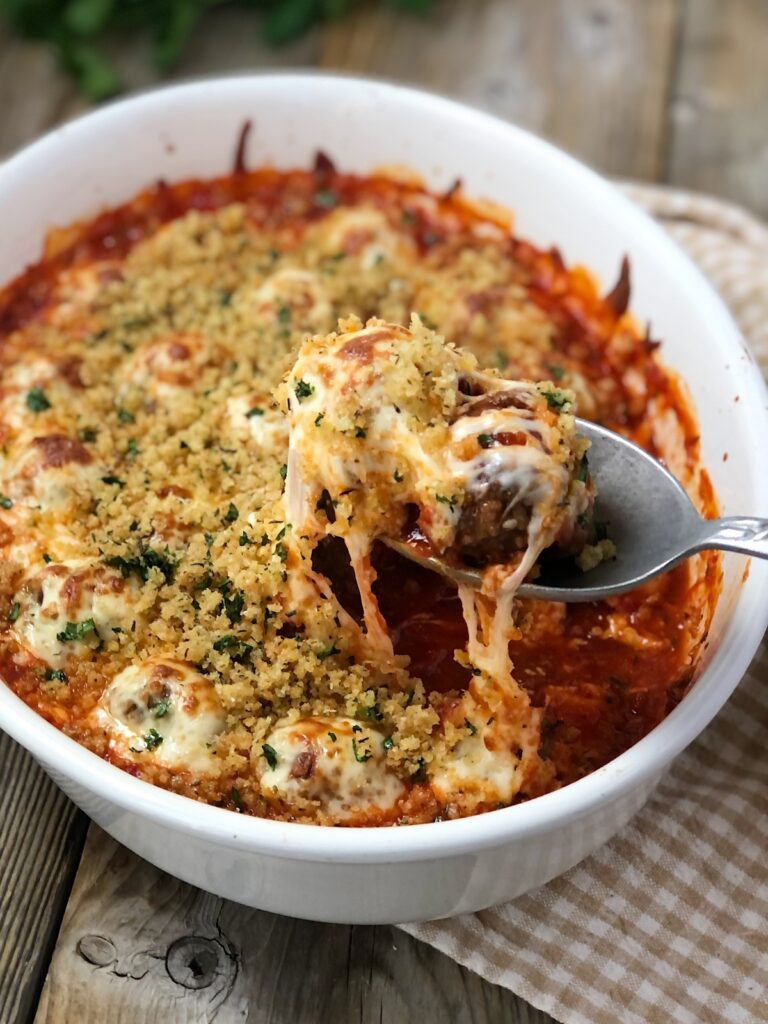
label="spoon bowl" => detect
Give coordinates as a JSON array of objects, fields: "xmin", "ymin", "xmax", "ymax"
[{"xmin": 386, "ymin": 419, "xmax": 768, "ymax": 602}]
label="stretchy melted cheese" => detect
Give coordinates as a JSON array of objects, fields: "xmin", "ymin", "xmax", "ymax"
[{"xmin": 283, "ymin": 316, "xmax": 595, "ymax": 808}]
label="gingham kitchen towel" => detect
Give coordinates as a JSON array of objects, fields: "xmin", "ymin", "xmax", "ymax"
[{"xmin": 401, "ymin": 185, "xmax": 768, "ymax": 1024}]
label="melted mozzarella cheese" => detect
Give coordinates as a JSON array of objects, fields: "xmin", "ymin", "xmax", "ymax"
[
  {"xmin": 309, "ymin": 207, "xmax": 414, "ymax": 271},
  {"xmin": 44, "ymin": 264, "xmax": 119, "ymax": 327},
  {"xmin": 94, "ymin": 658, "xmax": 225, "ymax": 772},
  {"xmin": 1, "ymin": 434, "xmax": 103, "ymax": 512},
  {"xmin": 283, "ymin": 317, "xmax": 591, "ymax": 806},
  {"xmin": 12, "ymin": 560, "xmax": 141, "ymax": 668},
  {"xmin": 242, "ymin": 268, "xmax": 332, "ymax": 334},
  {"xmin": 122, "ymin": 333, "xmax": 229, "ymax": 399},
  {"xmin": 0, "ymin": 357, "xmax": 58, "ymax": 433},
  {"xmin": 225, "ymin": 394, "xmax": 288, "ymax": 453},
  {"xmin": 259, "ymin": 716, "xmax": 404, "ymax": 821},
  {"xmin": 430, "ymin": 679, "xmax": 542, "ymax": 812}
]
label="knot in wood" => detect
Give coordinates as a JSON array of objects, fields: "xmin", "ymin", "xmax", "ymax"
[
  {"xmin": 165, "ymin": 935, "xmax": 231, "ymax": 990},
  {"xmin": 77, "ymin": 934, "xmax": 117, "ymax": 967}
]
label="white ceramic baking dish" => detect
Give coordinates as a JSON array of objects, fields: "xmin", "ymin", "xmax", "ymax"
[{"xmin": 1, "ymin": 74, "xmax": 766, "ymax": 925}]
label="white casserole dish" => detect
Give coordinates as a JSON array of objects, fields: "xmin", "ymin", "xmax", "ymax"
[{"xmin": 1, "ymin": 74, "xmax": 767, "ymax": 925}]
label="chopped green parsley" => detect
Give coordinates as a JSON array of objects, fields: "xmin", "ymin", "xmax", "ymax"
[
  {"xmin": 352, "ymin": 737, "xmax": 372, "ymax": 763},
  {"xmin": 262, "ymin": 743, "xmax": 278, "ymax": 770},
  {"xmin": 26, "ymin": 388, "xmax": 51, "ymax": 412},
  {"xmin": 56, "ymin": 618, "xmax": 97, "ymax": 643},
  {"xmin": 144, "ymin": 728, "xmax": 163, "ymax": 751}
]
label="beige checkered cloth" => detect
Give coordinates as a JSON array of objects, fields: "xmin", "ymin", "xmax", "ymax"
[{"xmin": 402, "ymin": 185, "xmax": 768, "ymax": 1024}]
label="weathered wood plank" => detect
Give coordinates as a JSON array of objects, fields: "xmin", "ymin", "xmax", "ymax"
[
  {"xmin": 320, "ymin": 0, "xmax": 682, "ymax": 180},
  {"xmin": 0, "ymin": 10, "xmax": 321, "ymax": 158},
  {"xmin": 666, "ymin": 0, "xmax": 768, "ymax": 218},
  {"xmin": 0, "ymin": 735, "xmax": 88, "ymax": 1024},
  {"xmin": 34, "ymin": 826, "xmax": 554, "ymax": 1024}
]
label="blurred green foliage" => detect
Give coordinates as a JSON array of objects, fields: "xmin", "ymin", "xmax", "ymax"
[{"xmin": 0, "ymin": 0, "xmax": 433, "ymax": 100}]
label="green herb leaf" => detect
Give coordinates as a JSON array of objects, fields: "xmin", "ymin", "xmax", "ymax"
[
  {"xmin": 355, "ymin": 426, "xmax": 367, "ymax": 438},
  {"xmin": 357, "ymin": 703, "xmax": 383, "ymax": 721},
  {"xmin": 394, "ymin": 469, "xmax": 403, "ymax": 483},
  {"xmin": 212, "ymin": 635, "xmax": 253, "ymax": 663},
  {"xmin": 0, "ymin": 494, "xmax": 13, "ymax": 509},
  {"xmin": 144, "ymin": 727, "xmax": 163, "ymax": 751},
  {"xmin": 151, "ymin": 700, "xmax": 171, "ymax": 719},
  {"xmin": 59, "ymin": 40, "xmax": 121, "ymax": 102},
  {"xmin": 294, "ymin": 379, "xmax": 314, "ymax": 401},
  {"xmin": 246, "ymin": 406, "xmax": 264, "ymax": 418},
  {"xmin": 213, "ymin": 634, "xmax": 237, "ymax": 652},
  {"xmin": 117, "ymin": 407, "xmax": 135, "ymax": 423},
  {"xmin": 352, "ymin": 737, "xmax": 372, "ymax": 763},
  {"xmin": 315, "ymin": 413, "xmax": 325, "ymax": 427},
  {"xmin": 105, "ymin": 543, "xmax": 176, "ymax": 584},
  {"xmin": 280, "ymin": 463, "xmax": 288, "ymax": 481},
  {"xmin": 382, "ymin": 735, "xmax": 394, "ymax": 751},
  {"xmin": 26, "ymin": 388, "xmax": 50, "ymax": 412},
  {"xmin": 435, "ymin": 493, "xmax": 459, "ymax": 511},
  {"xmin": 262, "ymin": 743, "xmax": 279, "ymax": 770},
  {"xmin": 44, "ymin": 668, "xmax": 67, "ymax": 682},
  {"xmin": 79, "ymin": 427, "xmax": 97, "ymax": 443},
  {"xmin": 477, "ymin": 433, "xmax": 494, "ymax": 449},
  {"xmin": 56, "ymin": 618, "xmax": 97, "ymax": 642},
  {"xmin": 101, "ymin": 475, "xmax": 125, "ymax": 488},
  {"xmin": 539, "ymin": 386, "xmax": 570, "ymax": 412},
  {"xmin": 263, "ymin": 0, "xmax": 317, "ymax": 44},
  {"xmin": 239, "ymin": 531, "xmax": 252, "ymax": 547},
  {"xmin": 224, "ymin": 502, "xmax": 239, "ymax": 523},
  {"xmin": 8, "ymin": 602, "xmax": 20, "ymax": 623},
  {"xmin": 464, "ymin": 718, "xmax": 478, "ymax": 736},
  {"xmin": 317, "ymin": 643, "xmax": 339, "ymax": 661},
  {"xmin": 231, "ymin": 787, "xmax": 243, "ymax": 811},
  {"xmin": 328, "ymin": 731, "xmax": 337, "ymax": 742},
  {"xmin": 223, "ymin": 589, "xmax": 245, "ymax": 624}
]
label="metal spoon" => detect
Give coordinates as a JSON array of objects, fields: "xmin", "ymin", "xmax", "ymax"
[{"xmin": 384, "ymin": 419, "xmax": 768, "ymax": 602}]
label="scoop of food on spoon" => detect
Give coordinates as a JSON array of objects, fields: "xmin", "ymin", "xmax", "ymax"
[{"xmin": 385, "ymin": 418, "xmax": 768, "ymax": 602}]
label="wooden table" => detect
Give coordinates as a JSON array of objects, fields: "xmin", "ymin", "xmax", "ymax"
[{"xmin": 1, "ymin": 3, "xmax": 766, "ymax": 1021}]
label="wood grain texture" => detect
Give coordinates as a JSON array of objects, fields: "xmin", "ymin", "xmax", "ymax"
[
  {"xmin": 0, "ymin": 735, "xmax": 88, "ymax": 1024},
  {"xmin": 667, "ymin": 0, "xmax": 768, "ymax": 218},
  {"xmin": 320, "ymin": 0, "xmax": 682, "ymax": 179},
  {"xmin": 35, "ymin": 826, "xmax": 554, "ymax": 1024},
  {"xmin": 0, "ymin": 10, "xmax": 321, "ymax": 157}
]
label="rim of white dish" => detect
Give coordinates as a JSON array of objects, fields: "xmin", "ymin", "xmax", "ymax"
[{"xmin": 1, "ymin": 72, "xmax": 768, "ymax": 865}]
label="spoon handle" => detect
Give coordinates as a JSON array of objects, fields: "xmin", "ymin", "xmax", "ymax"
[{"xmin": 696, "ymin": 516, "xmax": 768, "ymax": 559}]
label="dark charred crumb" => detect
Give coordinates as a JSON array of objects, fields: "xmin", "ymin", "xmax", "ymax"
[
  {"xmin": 605, "ymin": 255, "xmax": 631, "ymax": 317},
  {"xmin": 233, "ymin": 120, "xmax": 253, "ymax": 175}
]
